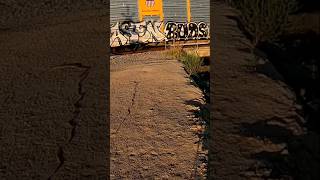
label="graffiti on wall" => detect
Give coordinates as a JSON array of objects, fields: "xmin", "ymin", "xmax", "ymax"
[
  {"xmin": 110, "ymin": 20, "xmax": 166, "ymax": 47},
  {"xmin": 164, "ymin": 21, "xmax": 209, "ymax": 40},
  {"xmin": 110, "ymin": 20, "xmax": 210, "ymax": 47}
]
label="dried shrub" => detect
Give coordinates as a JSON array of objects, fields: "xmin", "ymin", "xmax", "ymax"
[
  {"xmin": 181, "ymin": 52, "xmax": 204, "ymax": 76},
  {"xmin": 231, "ymin": 0, "xmax": 298, "ymax": 47},
  {"xmin": 166, "ymin": 46, "xmax": 185, "ymax": 59}
]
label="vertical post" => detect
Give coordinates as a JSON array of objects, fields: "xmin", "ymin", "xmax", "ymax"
[
  {"xmin": 158, "ymin": 0, "xmax": 164, "ymax": 22},
  {"xmin": 186, "ymin": 0, "xmax": 191, "ymax": 23},
  {"xmin": 138, "ymin": 0, "xmax": 142, "ymax": 21},
  {"xmin": 158, "ymin": 0, "xmax": 165, "ymax": 32},
  {"xmin": 165, "ymin": 39, "xmax": 166, "ymax": 50},
  {"xmin": 197, "ymin": 38, "xmax": 199, "ymax": 51}
]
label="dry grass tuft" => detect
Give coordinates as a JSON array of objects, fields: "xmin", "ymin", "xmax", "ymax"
[
  {"xmin": 180, "ymin": 51, "xmax": 204, "ymax": 76},
  {"xmin": 166, "ymin": 46, "xmax": 185, "ymax": 59}
]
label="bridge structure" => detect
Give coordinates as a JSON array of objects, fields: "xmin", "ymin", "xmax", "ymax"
[{"xmin": 111, "ymin": 39, "xmax": 210, "ymax": 58}]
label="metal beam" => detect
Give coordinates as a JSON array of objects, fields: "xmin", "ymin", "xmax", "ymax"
[{"xmin": 187, "ymin": 0, "xmax": 191, "ymax": 22}]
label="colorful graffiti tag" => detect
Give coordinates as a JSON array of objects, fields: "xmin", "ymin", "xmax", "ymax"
[{"xmin": 110, "ymin": 20, "xmax": 210, "ymax": 47}]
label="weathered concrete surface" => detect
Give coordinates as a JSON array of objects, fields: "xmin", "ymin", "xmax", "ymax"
[
  {"xmin": 110, "ymin": 51, "xmax": 205, "ymax": 179},
  {"xmin": 0, "ymin": 1, "xmax": 109, "ymax": 179},
  {"xmin": 210, "ymin": 1, "xmax": 305, "ymax": 179}
]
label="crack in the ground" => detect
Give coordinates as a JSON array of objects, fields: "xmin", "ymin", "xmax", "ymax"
[
  {"xmin": 47, "ymin": 63, "xmax": 91, "ymax": 180},
  {"xmin": 48, "ymin": 147, "xmax": 64, "ymax": 180},
  {"xmin": 68, "ymin": 64, "xmax": 90, "ymax": 143},
  {"xmin": 114, "ymin": 81, "xmax": 139, "ymax": 134}
]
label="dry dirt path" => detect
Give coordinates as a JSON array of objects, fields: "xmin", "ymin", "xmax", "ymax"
[
  {"xmin": 210, "ymin": 1, "xmax": 305, "ymax": 179},
  {"xmin": 110, "ymin": 51, "xmax": 206, "ymax": 179}
]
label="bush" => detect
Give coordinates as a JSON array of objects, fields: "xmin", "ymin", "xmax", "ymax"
[
  {"xmin": 180, "ymin": 52, "xmax": 203, "ymax": 76},
  {"xmin": 166, "ymin": 46, "xmax": 185, "ymax": 60},
  {"xmin": 230, "ymin": 0, "xmax": 298, "ymax": 47}
]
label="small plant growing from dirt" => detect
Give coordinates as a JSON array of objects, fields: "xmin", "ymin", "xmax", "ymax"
[
  {"xmin": 231, "ymin": 0, "xmax": 298, "ymax": 48},
  {"xmin": 166, "ymin": 47, "xmax": 204, "ymax": 76},
  {"xmin": 166, "ymin": 46, "xmax": 185, "ymax": 60},
  {"xmin": 229, "ymin": 0, "xmax": 298, "ymax": 71},
  {"xmin": 180, "ymin": 52, "xmax": 204, "ymax": 76}
]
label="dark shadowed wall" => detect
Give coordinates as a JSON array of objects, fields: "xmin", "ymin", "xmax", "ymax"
[{"xmin": 0, "ymin": 1, "xmax": 109, "ymax": 179}]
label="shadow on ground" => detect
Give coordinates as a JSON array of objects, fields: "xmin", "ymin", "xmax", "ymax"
[
  {"xmin": 184, "ymin": 68, "xmax": 210, "ymax": 178},
  {"xmin": 236, "ymin": 121, "xmax": 320, "ymax": 180}
]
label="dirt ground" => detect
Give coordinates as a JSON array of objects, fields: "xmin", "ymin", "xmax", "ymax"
[
  {"xmin": 209, "ymin": 1, "xmax": 305, "ymax": 179},
  {"xmin": 110, "ymin": 51, "xmax": 207, "ymax": 179},
  {"xmin": 0, "ymin": 1, "xmax": 109, "ymax": 179}
]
